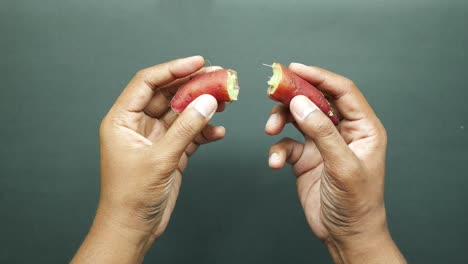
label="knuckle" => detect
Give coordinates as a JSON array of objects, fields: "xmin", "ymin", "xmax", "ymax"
[
  {"xmin": 343, "ymin": 77, "xmax": 356, "ymax": 89},
  {"xmin": 99, "ymin": 112, "xmax": 119, "ymax": 136},
  {"xmin": 269, "ymin": 145, "xmax": 279, "ymax": 154},
  {"xmin": 270, "ymin": 137, "xmax": 289, "ymax": 153},
  {"xmin": 372, "ymin": 118, "xmax": 388, "ymax": 146},
  {"xmin": 312, "ymin": 119, "xmax": 335, "ymax": 138},
  {"xmin": 110, "ymin": 112, "xmax": 127, "ymax": 128},
  {"xmin": 135, "ymin": 68, "xmax": 150, "ymax": 80},
  {"xmin": 271, "ymin": 104, "xmax": 286, "ymax": 114},
  {"xmin": 99, "ymin": 116, "xmax": 108, "ymax": 137},
  {"xmin": 379, "ymin": 125, "xmax": 388, "ymax": 145},
  {"xmin": 176, "ymin": 119, "xmax": 198, "ymax": 139},
  {"xmin": 278, "ymin": 137, "xmax": 293, "ymax": 144}
]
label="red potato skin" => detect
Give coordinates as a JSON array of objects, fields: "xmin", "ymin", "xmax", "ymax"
[
  {"xmin": 171, "ymin": 69, "xmax": 234, "ymax": 113},
  {"xmin": 269, "ymin": 63, "xmax": 339, "ymax": 125}
]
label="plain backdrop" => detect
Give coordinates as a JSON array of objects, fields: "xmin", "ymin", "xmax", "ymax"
[{"xmin": 1, "ymin": 0, "xmax": 467, "ymax": 263}]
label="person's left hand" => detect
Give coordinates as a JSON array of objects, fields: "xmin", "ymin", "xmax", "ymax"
[{"xmin": 264, "ymin": 63, "xmax": 405, "ymax": 263}]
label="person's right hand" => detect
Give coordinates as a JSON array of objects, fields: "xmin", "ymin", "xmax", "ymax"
[
  {"xmin": 265, "ymin": 63, "xmax": 406, "ymax": 263},
  {"xmin": 72, "ymin": 56, "xmax": 226, "ymax": 264}
]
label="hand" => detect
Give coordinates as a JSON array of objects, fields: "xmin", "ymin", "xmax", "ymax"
[
  {"xmin": 265, "ymin": 63, "xmax": 406, "ymax": 263},
  {"xmin": 72, "ymin": 56, "xmax": 226, "ymax": 263}
]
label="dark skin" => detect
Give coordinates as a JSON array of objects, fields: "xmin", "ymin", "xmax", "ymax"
[
  {"xmin": 71, "ymin": 56, "xmax": 406, "ymax": 264},
  {"xmin": 266, "ymin": 63, "xmax": 405, "ymax": 263}
]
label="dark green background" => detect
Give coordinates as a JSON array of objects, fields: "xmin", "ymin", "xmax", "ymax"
[{"xmin": 1, "ymin": 0, "xmax": 467, "ymax": 263}]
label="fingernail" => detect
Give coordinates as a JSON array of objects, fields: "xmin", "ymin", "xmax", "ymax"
[
  {"xmin": 176, "ymin": 55, "xmax": 204, "ymax": 69},
  {"xmin": 193, "ymin": 95, "xmax": 217, "ymax": 118},
  {"xmin": 208, "ymin": 66, "xmax": 223, "ymax": 71},
  {"xmin": 269, "ymin": 153, "xmax": 280, "ymax": 165},
  {"xmin": 266, "ymin": 113, "xmax": 279, "ymax": 128},
  {"xmin": 186, "ymin": 55, "xmax": 203, "ymax": 61},
  {"xmin": 291, "ymin": 96, "xmax": 317, "ymax": 120},
  {"xmin": 290, "ymin": 62, "xmax": 306, "ymax": 68},
  {"xmin": 217, "ymin": 126, "xmax": 226, "ymax": 135}
]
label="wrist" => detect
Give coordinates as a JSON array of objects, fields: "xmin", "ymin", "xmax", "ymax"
[
  {"xmin": 325, "ymin": 228, "xmax": 406, "ymax": 264},
  {"xmin": 93, "ymin": 202, "xmax": 157, "ymax": 249},
  {"xmin": 71, "ymin": 206, "xmax": 155, "ymax": 264}
]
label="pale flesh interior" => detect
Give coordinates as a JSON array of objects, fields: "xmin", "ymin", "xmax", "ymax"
[
  {"xmin": 227, "ymin": 70, "xmax": 240, "ymax": 101},
  {"xmin": 267, "ymin": 63, "xmax": 282, "ymax": 95}
]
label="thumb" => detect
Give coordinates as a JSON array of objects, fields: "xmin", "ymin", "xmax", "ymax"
[
  {"xmin": 290, "ymin": 96, "xmax": 357, "ymax": 174},
  {"xmin": 161, "ymin": 94, "xmax": 218, "ymax": 158}
]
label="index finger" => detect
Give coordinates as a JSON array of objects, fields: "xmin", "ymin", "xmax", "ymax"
[
  {"xmin": 114, "ymin": 55, "xmax": 205, "ymax": 113},
  {"xmin": 144, "ymin": 66, "xmax": 223, "ymax": 119},
  {"xmin": 289, "ymin": 63, "xmax": 376, "ymax": 122}
]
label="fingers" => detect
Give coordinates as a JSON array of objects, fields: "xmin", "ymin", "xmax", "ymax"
[
  {"xmin": 114, "ymin": 55, "xmax": 205, "ymax": 113},
  {"xmin": 158, "ymin": 66, "xmax": 223, "ymax": 93},
  {"xmin": 268, "ymin": 137, "xmax": 304, "ymax": 169},
  {"xmin": 289, "ymin": 63, "xmax": 375, "ymax": 122},
  {"xmin": 144, "ymin": 66, "xmax": 223, "ymax": 118},
  {"xmin": 265, "ymin": 104, "xmax": 304, "ymax": 137},
  {"xmin": 160, "ymin": 94, "xmax": 218, "ymax": 158},
  {"xmin": 290, "ymin": 96, "xmax": 357, "ymax": 171},
  {"xmin": 159, "ymin": 99, "xmax": 226, "ymax": 129},
  {"xmin": 184, "ymin": 125, "xmax": 226, "ymax": 157},
  {"xmin": 160, "ymin": 110, "xmax": 179, "ymax": 128},
  {"xmin": 265, "ymin": 104, "xmax": 294, "ymax": 135}
]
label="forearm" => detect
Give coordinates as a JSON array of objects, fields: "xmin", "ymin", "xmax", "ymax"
[
  {"xmin": 71, "ymin": 207, "xmax": 152, "ymax": 264},
  {"xmin": 325, "ymin": 230, "xmax": 406, "ymax": 264}
]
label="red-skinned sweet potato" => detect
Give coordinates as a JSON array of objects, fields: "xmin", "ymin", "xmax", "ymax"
[
  {"xmin": 266, "ymin": 62, "xmax": 339, "ymax": 125},
  {"xmin": 171, "ymin": 69, "xmax": 240, "ymax": 113}
]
